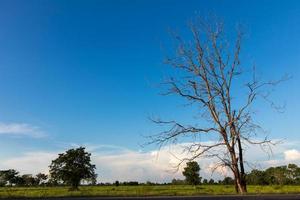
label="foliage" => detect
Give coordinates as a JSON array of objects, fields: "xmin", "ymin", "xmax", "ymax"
[
  {"xmin": 171, "ymin": 179, "xmax": 186, "ymax": 185},
  {"xmin": 208, "ymin": 179, "xmax": 215, "ymax": 184},
  {"xmin": 247, "ymin": 164, "xmax": 300, "ymax": 185},
  {"xmin": 0, "ymin": 170, "xmax": 50, "ymax": 187},
  {"xmin": 122, "ymin": 181, "xmax": 139, "ymax": 186},
  {"xmin": 115, "ymin": 180, "xmax": 119, "ymax": 186},
  {"xmin": 36, "ymin": 173, "xmax": 48, "ymax": 185},
  {"xmin": 2, "ymin": 163, "xmax": 300, "ymax": 191},
  {"xmin": 49, "ymin": 147, "xmax": 97, "ymax": 190},
  {"xmin": 21, "ymin": 174, "xmax": 38, "ymax": 186},
  {"xmin": 0, "ymin": 169, "xmax": 19, "ymax": 186},
  {"xmin": 182, "ymin": 161, "xmax": 201, "ymax": 185},
  {"xmin": 222, "ymin": 177, "xmax": 234, "ymax": 185}
]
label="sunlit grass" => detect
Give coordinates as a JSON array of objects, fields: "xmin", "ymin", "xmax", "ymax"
[{"xmin": 0, "ymin": 185, "xmax": 300, "ymax": 198}]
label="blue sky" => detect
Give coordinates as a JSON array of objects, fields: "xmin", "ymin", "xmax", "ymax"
[{"xmin": 0, "ymin": 0, "xmax": 299, "ymax": 182}]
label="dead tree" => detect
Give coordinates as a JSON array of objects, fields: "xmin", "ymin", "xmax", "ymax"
[{"xmin": 149, "ymin": 17, "xmax": 286, "ymax": 194}]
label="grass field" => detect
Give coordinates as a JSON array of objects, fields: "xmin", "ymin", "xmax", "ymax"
[{"xmin": 1, "ymin": 185, "xmax": 300, "ymax": 198}]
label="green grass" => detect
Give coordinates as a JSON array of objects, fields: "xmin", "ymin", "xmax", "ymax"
[{"xmin": 0, "ymin": 185, "xmax": 300, "ymax": 198}]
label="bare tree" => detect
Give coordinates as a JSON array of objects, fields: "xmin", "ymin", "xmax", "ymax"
[{"xmin": 148, "ymin": 17, "xmax": 286, "ymax": 194}]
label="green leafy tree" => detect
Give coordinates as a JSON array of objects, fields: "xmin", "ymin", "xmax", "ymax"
[
  {"xmin": 0, "ymin": 169, "xmax": 19, "ymax": 186},
  {"xmin": 246, "ymin": 164, "xmax": 300, "ymax": 185},
  {"xmin": 115, "ymin": 180, "xmax": 120, "ymax": 187},
  {"xmin": 222, "ymin": 177, "xmax": 234, "ymax": 185},
  {"xmin": 21, "ymin": 174, "xmax": 37, "ymax": 186},
  {"xmin": 49, "ymin": 147, "xmax": 97, "ymax": 190},
  {"xmin": 171, "ymin": 178, "xmax": 185, "ymax": 185},
  {"xmin": 265, "ymin": 166, "xmax": 289, "ymax": 185},
  {"xmin": 208, "ymin": 178, "xmax": 215, "ymax": 184},
  {"xmin": 286, "ymin": 164, "xmax": 300, "ymax": 184},
  {"xmin": 182, "ymin": 161, "xmax": 201, "ymax": 185},
  {"xmin": 246, "ymin": 169, "xmax": 268, "ymax": 185},
  {"xmin": 36, "ymin": 173, "xmax": 48, "ymax": 185},
  {"xmin": 14, "ymin": 176, "xmax": 26, "ymax": 186}
]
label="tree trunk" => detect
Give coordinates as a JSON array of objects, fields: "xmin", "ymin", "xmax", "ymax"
[
  {"xmin": 230, "ymin": 147, "xmax": 247, "ymax": 194},
  {"xmin": 235, "ymin": 174, "xmax": 247, "ymax": 194},
  {"xmin": 231, "ymin": 165, "xmax": 246, "ymax": 194},
  {"xmin": 237, "ymin": 136, "xmax": 247, "ymax": 193},
  {"xmin": 232, "ymin": 165, "xmax": 244, "ymax": 194},
  {"xmin": 234, "ymin": 178, "xmax": 239, "ymax": 193},
  {"xmin": 69, "ymin": 181, "xmax": 80, "ymax": 191}
]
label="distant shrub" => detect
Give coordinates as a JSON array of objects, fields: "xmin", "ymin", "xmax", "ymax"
[
  {"xmin": 115, "ymin": 181, "xmax": 119, "ymax": 187},
  {"xmin": 122, "ymin": 181, "xmax": 139, "ymax": 186}
]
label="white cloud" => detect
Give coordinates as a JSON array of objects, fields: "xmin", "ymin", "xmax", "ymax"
[
  {"xmin": 284, "ymin": 149, "xmax": 300, "ymax": 161},
  {"xmin": 0, "ymin": 143, "xmax": 227, "ymax": 182},
  {"xmin": 0, "ymin": 152, "xmax": 57, "ymax": 175},
  {"xmin": 0, "ymin": 122, "xmax": 46, "ymax": 138}
]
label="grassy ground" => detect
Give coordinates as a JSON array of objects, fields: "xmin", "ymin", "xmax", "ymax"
[{"xmin": 1, "ymin": 185, "xmax": 300, "ymax": 198}]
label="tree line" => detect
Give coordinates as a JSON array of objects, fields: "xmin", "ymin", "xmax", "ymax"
[
  {"xmin": 2, "ymin": 150, "xmax": 300, "ymax": 189},
  {"xmin": 246, "ymin": 164, "xmax": 300, "ymax": 185},
  {"xmin": 0, "ymin": 170, "xmax": 48, "ymax": 187},
  {"xmin": 179, "ymin": 161, "xmax": 300, "ymax": 186}
]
